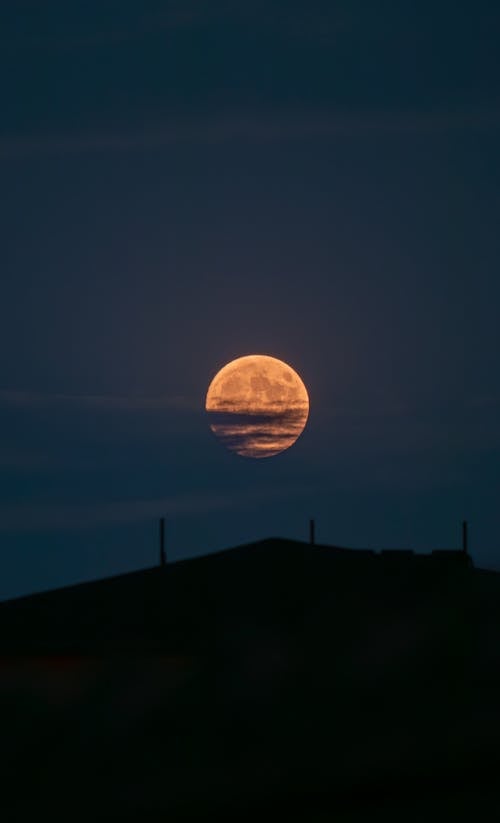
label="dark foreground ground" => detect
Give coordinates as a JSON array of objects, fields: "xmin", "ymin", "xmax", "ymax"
[{"xmin": 0, "ymin": 538, "xmax": 499, "ymax": 820}]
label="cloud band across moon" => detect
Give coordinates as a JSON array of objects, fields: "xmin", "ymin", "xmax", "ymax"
[{"xmin": 207, "ymin": 410, "xmax": 309, "ymax": 458}]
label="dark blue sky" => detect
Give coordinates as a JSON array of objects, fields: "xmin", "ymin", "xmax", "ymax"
[{"xmin": 1, "ymin": 1, "xmax": 500, "ymax": 597}]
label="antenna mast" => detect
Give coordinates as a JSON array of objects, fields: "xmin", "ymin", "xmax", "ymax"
[
  {"xmin": 309, "ymin": 518, "xmax": 316, "ymax": 546},
  {"xmin": 159, "ymin": 517, "xmax": 166, "ymax": 567},
  {"xmin": 462, "ymin": 520, "xmax": 468, "ymax": 556}
]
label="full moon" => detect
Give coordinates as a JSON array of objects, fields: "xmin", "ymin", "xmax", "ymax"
[{"xmin": 205, "ymin": 354, "xmax": 309, "ymax": 458}]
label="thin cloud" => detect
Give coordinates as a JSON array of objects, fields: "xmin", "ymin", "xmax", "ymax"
[
  {"xmin": 0, "ymin": 3, "xmax": 224, "ymax": 53},
  {"xmin": 0, "ymin": 484, "xmax": 311, "ymax": 533},
  {"xmin": 0, "ymin": 389, "xmax": 196, "ymax": 413},
  {"xmin": 0, "ymin": 447, "xmax": 49, "ymax": 470},
  {"xmin": 1, "ymin": 107, "xmax": 499, "ymax": 158}
]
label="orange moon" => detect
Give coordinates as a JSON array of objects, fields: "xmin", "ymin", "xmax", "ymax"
[{"xmin": 205, "ymin": 354, "xmax": 309, "ymax": 458}]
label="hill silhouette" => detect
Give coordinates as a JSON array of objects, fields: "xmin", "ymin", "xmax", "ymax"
[{"xmin": 0, "ymin": 538, "xmax": 499, "ymax": 820}]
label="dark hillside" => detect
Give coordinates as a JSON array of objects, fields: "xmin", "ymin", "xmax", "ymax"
[{"xmin": 0, "ymin": 538, "xmax": 497, "ymax": 821}]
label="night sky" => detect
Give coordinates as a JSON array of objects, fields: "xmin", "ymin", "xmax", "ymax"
[{"xmin": 1, "ymin": 1, "xmax": 500, "ymax": 598}]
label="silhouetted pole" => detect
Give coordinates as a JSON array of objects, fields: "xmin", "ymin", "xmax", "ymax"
[
  {"xmin": 462, "ymin": 520, "xmax": 468, "ymax": 556},
  {"xmin": 159, "ymin": 517, "xmax": 166, "ymax": 567},
  {"xmin": 309, "ymin": 518, "xmax": 315, "ymax": 546}
]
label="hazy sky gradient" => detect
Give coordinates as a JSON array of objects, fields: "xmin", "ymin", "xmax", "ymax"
[{"xmin": 1, "ymin": 1, "xmax": 500, "ymax": 597}]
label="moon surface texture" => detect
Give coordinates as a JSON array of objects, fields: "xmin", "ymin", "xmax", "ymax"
[{"xmin": 205, "ymin": 355, "xmax": 309, "ymax": 458}]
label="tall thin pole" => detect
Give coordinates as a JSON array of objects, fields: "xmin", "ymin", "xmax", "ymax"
[
  {"xmin": 159, "ymin": 517, "xmax": 166, "ymax": 567},
  {"xmin": 309, "ymin": 518, "xmax": 315, "ymax": 546},
  {"xmin": 462, "ymin": 520, "xmax": 468, "ymax": 556}
]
